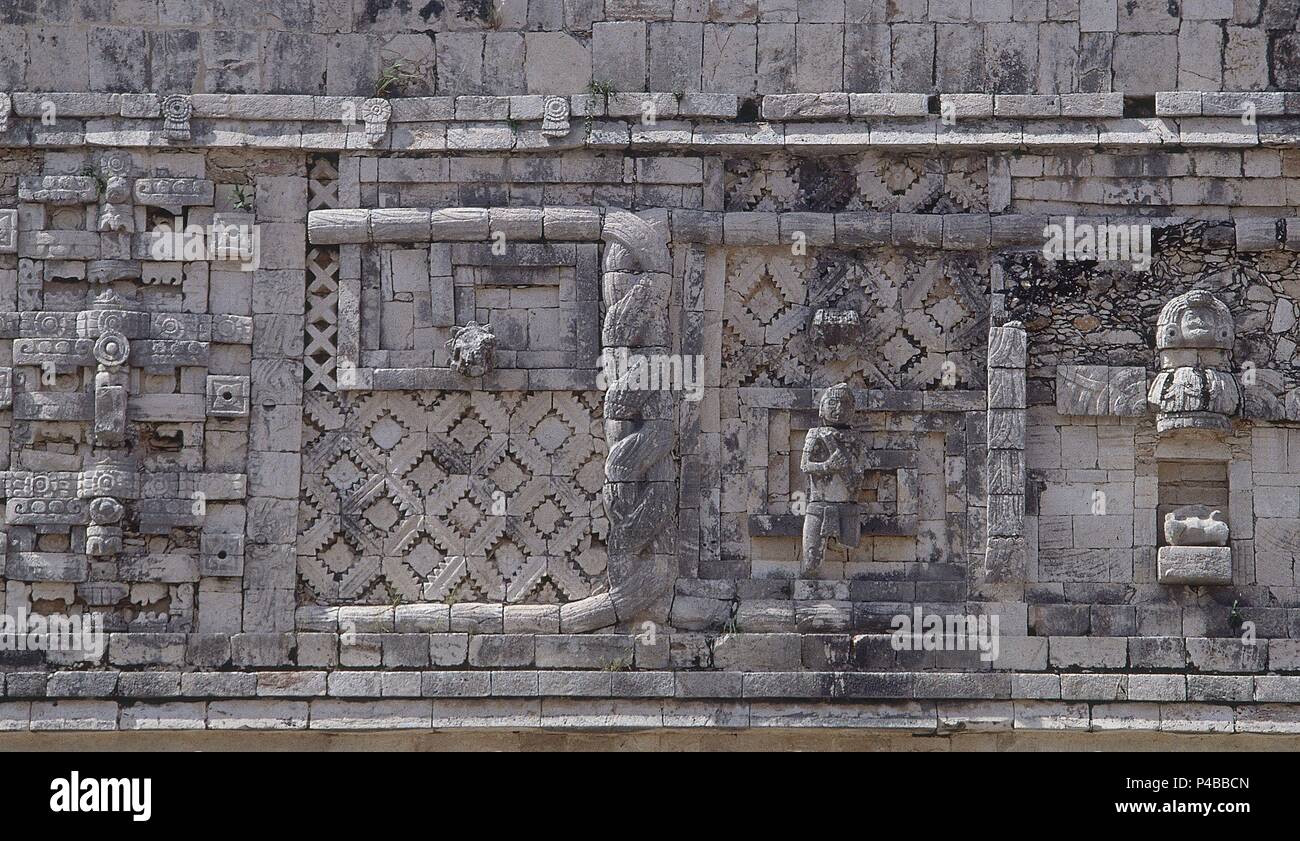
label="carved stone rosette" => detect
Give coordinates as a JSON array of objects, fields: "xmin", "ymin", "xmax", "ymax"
[
  {"xmin": 161, "ymin": 94, "xmax": 192, "ymax": 142},
  {"xmin": 361, "ymin": 98, "xmax": 392, "ymax": 146},
  {"xmin": 541, "ymin": 96, "xmax": 570, "ymax": 138}
]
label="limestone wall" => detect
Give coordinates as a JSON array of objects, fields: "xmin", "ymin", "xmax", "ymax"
[
  {"xmin": 0, "ymin": 1, "xmax": 1296, "ymax": 96},
  {"xmin": 0, "ymin": 1, "xmax": 1299, "ymax": 742}
]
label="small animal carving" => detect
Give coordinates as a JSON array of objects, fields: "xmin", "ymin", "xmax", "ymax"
[
  {"xmin": 446, "ymin": 322, "xmax": 497, "ymax": 378},
  {"xmin": 1164, "ymin": 505, "xmax": 1229, "ymax": 547}
]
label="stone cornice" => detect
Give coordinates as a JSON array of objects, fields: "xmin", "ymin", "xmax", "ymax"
[
  {"xmin": 1, "ymin": 91, "xmax": 1299, "ymax": 152},
  {"xmin": 308, "ymin": 207, "xmax": 1300, "ymax": 253},
  {"xmin": 3, "ymin": 693, "xmax": 1300, "ymax": 735}
]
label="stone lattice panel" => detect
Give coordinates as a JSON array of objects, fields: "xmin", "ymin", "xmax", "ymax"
[
  {"xmin": 304, "ymin": 155, "xmax": 341, "ymax": 392},
  {"xmin": 722, "ymin": 247, "xmax": 989, "ymax": 390},
  {"xmin": 297, "ymin": 389, "xmax": 608, "ymax": 605},
  {"xmin": 304, "ymin": 245, "xmax": 340, "ymax": 391}
]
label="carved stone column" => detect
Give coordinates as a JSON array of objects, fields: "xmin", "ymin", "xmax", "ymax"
[
  {"xmin": 561, "ymin": 210, "xmax": 676, "ymax": 631},
  {"xmin": 984, "ymin": 320, "xmax": 1027, "ymax": 583}
]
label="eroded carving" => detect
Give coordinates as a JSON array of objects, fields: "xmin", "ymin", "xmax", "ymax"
[
  {"xmin": 800, "ymin": 383, "xmax": 862, "ymax": 576},
  {"xmin": 810, "ymin": 308, "xmax": 861, "ymax": 348},
  {"xmin": 446, "ymin": 322, "xmax": 497, "ymax": 377},
  {"xmin": 1164, "ymin": 504, "xmax": 1229, "ymax": 547},
  {"xmin": 0, "ymin": 208, "xmax": 16, "ymax": 253},
  {"xmin": 19, "ymin": 175, "xmax": 98, "ymax": 205}
]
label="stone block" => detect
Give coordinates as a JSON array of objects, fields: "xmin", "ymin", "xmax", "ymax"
[{"xmin": 1157, "ymin": 546, "xmax": 1233, "ymax": 585}]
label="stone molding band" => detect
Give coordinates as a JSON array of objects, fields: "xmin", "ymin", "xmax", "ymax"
[
  {"xmin": 3, "ymin": 90, "xmax": 1300, "ymax": 153},
  {"xmin": 309, "ymin": 208, "xmax": 1300, "ymax": 253}
]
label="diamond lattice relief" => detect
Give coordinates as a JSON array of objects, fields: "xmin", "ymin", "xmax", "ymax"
[
  {"xmin": 297, "ymin": 390, "xmax": 607, "ymax": 605},
  {"xmin": 726, "ymin": 153, "xmax": 990, "ymax": 212}
]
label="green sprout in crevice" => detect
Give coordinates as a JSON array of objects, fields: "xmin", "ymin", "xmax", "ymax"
[
  {"xmin": 587, "ymin": 79, "xmax": 617, "ymax": 99},
  {"xmin": 375, "ymin": 57, "xmax": 426, "ymax": 99},
  {"xmin": 79, "ymin": 164, "xmax": 106, "ymax": 197},
  {"xmin": 232, "ymin": 185, "xmax": 254, "ymax": 212}
]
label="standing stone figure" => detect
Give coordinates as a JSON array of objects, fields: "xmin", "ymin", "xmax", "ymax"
[{"xmin": 800, "ymin": 383, "xmax": 861, "ymax": 576}]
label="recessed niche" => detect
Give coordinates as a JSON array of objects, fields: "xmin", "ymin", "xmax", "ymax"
[
  {"xmin": 1156, "ymin": 460, "xmax": 1228, "ymax": 547},
  {"xmin": 1156, "ymin": 458, "xmax": 1233, "ymax": 585}
]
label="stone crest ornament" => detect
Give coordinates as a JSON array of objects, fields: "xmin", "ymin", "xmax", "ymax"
[
  {"xmin": 161, "ymin": 94, "xmax": 192, "ymax": 142},
  {"xmin": 800, "ymin": 383, "xmax": 862, "ymax": 576},
  {"xmin": 361, "ymin": 97, "xmax": 392, "ymax": 146},
  {"xmin": 541, "ymin": 95, "xmax": 570, "ymax": 138},
  {"xmin": 1148, "ymin": 290, "xmax": 1240, "ymax": 432},
  {"xmin": 446, "ymin": 321, "xmax": 497, "ymax": 377},
  {"xmin": 810, "ymin": 308, "xmax": 861, "ymax": 348}
]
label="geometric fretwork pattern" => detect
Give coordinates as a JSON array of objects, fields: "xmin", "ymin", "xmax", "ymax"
[
  {"xmin": 304, "ymin": 245, "xmax": 339, "ymax": 391},
  {"xmin": 297, "ymin": 389, "xmax": 608, "ymax": 605},
  {"xmin": 304, "ymin": 155, "xmax": 341, "ymax": 392},
  {"xmin": 722, "ymin": 247, "xmax": 990, "ymax": 390},
  {"xmin": 725, "ymin": 152, "xmax": 989, "ymax": 213}
]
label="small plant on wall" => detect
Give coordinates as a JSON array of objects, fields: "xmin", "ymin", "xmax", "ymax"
[{"xmin": 375, "ymin": 57, "xmax": 425, "ymax": 98}]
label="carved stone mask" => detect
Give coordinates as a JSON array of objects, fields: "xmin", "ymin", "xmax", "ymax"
[{"xmin": 1156, "ymin": 290, "xmax": 1234, "ymax": 350}]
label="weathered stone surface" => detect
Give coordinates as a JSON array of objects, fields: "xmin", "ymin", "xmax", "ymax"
[
  {"xmin": 0, "ymin": 6, "xmax": 1292, "ymax": 749},
  {"xmin": 1056, "ymin": 365, "xmax": 1109, "ymax": 416},
  {"xmin": 1157, "ymin": 546, "xmax": 1233, "ymax": 585}
]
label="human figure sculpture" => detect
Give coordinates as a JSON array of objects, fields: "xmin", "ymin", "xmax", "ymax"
[
  {"xmin": 800, "ymin": 383, "xmax": 861, "ymax": 576},
  {"xmin": 1148, "ymin": 289, "xmax": 1240, "ymax": 431}
]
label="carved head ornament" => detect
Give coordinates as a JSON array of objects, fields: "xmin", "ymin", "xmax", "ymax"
[
  {"xmin": 446, "ymin": 322, "xmax": 497, "ymax": 378},
  {"xmin": 1156, "ymin": 289, "xmax": 1234, "ymax": 351},
  {"xmin": 818, "ymin": 383, "xmax": 855, "ymax": 426}
]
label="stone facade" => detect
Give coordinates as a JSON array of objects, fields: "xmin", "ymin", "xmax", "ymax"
[{"xmin": 0, "ymin": 2, "xmax": 1299, "ymax": 746}]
